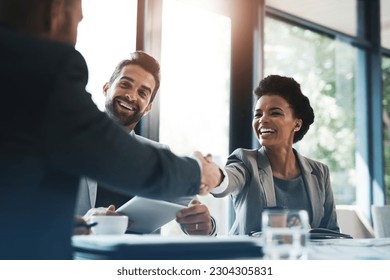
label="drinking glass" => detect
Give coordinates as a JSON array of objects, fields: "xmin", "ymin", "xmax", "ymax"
[{"xmin": 262, "ymin": 209, "xmax": 309, "ymax": 259}]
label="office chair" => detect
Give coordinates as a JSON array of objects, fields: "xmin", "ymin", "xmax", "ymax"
[
  {"xmin": 336, "ymin": 205, "xmax": 375, "ymax": 238},
  {"xmin": 371, "ymin": 205, "xmax": 390, "ymax": 238}
]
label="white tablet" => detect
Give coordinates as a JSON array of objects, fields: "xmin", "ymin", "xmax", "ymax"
[{"xmin": 116, "ymin": 196, "xmax": 186, "ymax": 234}]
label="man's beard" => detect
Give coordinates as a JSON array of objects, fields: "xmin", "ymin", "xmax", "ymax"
[{"xmin": 105, "ymin": 101, "xmax": 144, "ymax": 128}]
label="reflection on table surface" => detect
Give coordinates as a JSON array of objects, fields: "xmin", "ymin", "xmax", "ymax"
[
  {"xmin": 72, "ymin": 235, "xmax": 263, "ymax": 260},
  {"xmin": 72, "ymin": 235, "xmax": 390, "ymax": 260},
  {"xmin": 308, "ymin": 238, "xmax": 390, "ymax": 260}
]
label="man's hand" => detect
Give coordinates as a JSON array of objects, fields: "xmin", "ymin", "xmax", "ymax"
[
  {"xmin": 83, "ymin": 204, "xmax": 122, "ymax": 221},
  {"xmin": 193, "ymin": 151, "xmax": 223, "ymax": 195},
  {"xmin": 83, "ymin": 204, "xmax": 133, "ymax": 230},
  {"xmin": 176, "ymin": 199, "xmax": 213, "ymax": 235},
  {"xmin": 73, "ymin": 216, "xmax": 91, "ymax": 235}
]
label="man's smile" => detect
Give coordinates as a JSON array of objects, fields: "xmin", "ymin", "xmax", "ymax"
[
  {"xmin": 115, "ymin": 98, "xmax": 138, "ymax": 112},
  {"xmin": 118, "ymin": 101, "xmax": 136, "ymax": 111}
]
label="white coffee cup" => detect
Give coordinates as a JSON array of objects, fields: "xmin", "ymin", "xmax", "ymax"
[{"xmin": 89, "ymin": 216, "xmax": 129, "ymax": 235}]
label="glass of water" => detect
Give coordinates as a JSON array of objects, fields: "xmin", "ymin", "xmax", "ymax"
[{"xmin": 261, "ymin": 209, "xmax": 309, "ymax": 260}]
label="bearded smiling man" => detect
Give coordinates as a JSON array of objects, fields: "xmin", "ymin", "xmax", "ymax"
[{"xmin": 104, "ymin": 59, "xmax": 156, "ymax": 130}]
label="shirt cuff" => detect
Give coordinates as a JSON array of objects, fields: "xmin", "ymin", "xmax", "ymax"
[
  {"xmin": 210, "ymin": 168, "xmax": 229, "ymax": 194},
  {"xmin": 208, "ymin": 216, "xmax": 218, "ymax": 236},
  {"xmin": 192, "ymin": 156, "xmax": 203, "ymax": 173}
]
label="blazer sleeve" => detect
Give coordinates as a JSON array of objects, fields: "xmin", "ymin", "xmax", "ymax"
[
  {"xmin": 43, "ymin": 50, "xmax": 200, "ymax": 200},
  {"xmin": 213, "ymin": 148, "xmax": 252, "ymax": 197},
  {"xmin": 318, "ymin": 164, "xmax": 340, "ymax": 231}
]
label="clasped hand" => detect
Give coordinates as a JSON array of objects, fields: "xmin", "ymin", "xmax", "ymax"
[{"xmin": 192, "ymin": 151, "xmax": 224, "ymax": 195}]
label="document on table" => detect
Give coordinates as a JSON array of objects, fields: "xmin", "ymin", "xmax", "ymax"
[{"xmin": 116, "ymin": 196, "xmax": 186, "ymax": 234}]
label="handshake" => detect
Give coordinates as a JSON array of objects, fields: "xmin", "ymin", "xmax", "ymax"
[{"xmin": 192, "ymin": 151, "xmax": 224, "ymax": 196}]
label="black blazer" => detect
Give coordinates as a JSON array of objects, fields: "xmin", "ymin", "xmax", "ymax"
[{"xmin": 0, "ymin": 25, "xmax": 200, "ymax": 259}]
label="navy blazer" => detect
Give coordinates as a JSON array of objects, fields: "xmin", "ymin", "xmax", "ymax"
[
  {"xmin": 0, "ymin": 25, "xmax": 200, "ymax": 259},
  {"xmin": 213, "ymin": 147, "xmax": 339, "ymax": 234}
]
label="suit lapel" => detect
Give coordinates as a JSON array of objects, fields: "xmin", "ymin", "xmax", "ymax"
[
  {"xmin": 257, "ymin": 147, "xmax": 276, "ymax": 207},
  {"xmin": 295, "ymin": 150, "xmax": 322, "ymax": 226}
]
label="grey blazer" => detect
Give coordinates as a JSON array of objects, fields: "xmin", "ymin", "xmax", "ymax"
[{"xmin": 213, "ymin": 147, "xmax": 339, "ymax": 234}]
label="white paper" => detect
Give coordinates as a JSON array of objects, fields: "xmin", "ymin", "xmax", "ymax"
[{"xmin": 116, "ymin": 196, "xmax": 186, "ymax": 233}]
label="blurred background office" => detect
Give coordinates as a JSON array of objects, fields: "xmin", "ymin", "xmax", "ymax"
[{"xmin": 75, "ymin": 0, "xmax": 390, "ymax": 237}]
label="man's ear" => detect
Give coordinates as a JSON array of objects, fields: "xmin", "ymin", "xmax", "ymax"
[
  {"xmin": 34, "ymin": 0, "xmax": 57, "ymax": 33},
  {"xmin": 103, "ymin": 82, "xmax": 109, "ymax": 97},
  {"xmin": 143, "ymin": 103, "xmax": 153, "ymax": 116},
  {"xmin": 48, "ymin": 0, "xmax": 65, "ymax": 34}
]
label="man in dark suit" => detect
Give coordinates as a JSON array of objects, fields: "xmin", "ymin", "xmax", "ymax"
[{"xmin": 0, "ymin": 0, "xmax": 222, "ymax": 259}]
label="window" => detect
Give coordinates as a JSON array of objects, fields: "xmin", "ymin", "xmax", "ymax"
[
  {"xmin": 264, "ymin": 17, "xmax": 357, "ymax": 205},
  {"xmin": 383, "ymin": 56, "xmax": 390, "ymax": 204},
  {"xmin": 76, "ymin": 0, "xmax": 138, "ymax": 110},
  {"xmin": 381, "ymin": 0, "xmax": 390, "ymax": 49},
  {"xmin": 159, "ymin": 0, "xmax": 231, "ymax": 235},
  {"xmin": 266, "ymin": 0, "xmax": 357, "ymax": 36}
]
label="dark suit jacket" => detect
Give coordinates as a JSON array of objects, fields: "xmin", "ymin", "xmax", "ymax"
[
  {"xmin": 213, "ymin": 147, "xmax": 339, "ymax": 234},
  {"xmin": 0, "ymin": 25, "xmax": 200, "ymax": 259},
  {"xmin": 75, "ymin": 133, "xmax": 197, "ymax": 215}
]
